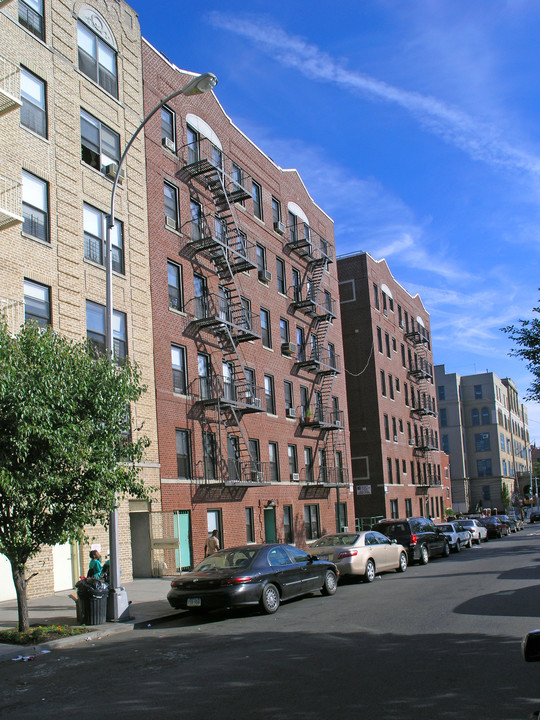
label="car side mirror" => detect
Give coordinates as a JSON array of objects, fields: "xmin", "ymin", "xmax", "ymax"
[{"xmin": 523, "ymin": 631, "xmax": 540, "ymax": 662}]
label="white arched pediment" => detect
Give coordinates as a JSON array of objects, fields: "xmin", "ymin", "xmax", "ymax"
[
  {"xmin": 78, "ymin": 5, "xmax": 117, "ymax": 49},
  {"xmin": 287, "ymin": 202, "xmax": 309, "ymax": 225},
  {"xmin": 186, "ymin": 113, "xmax": 222, "ymax": 150}
]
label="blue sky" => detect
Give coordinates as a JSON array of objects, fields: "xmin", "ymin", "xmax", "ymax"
[{"xmin": 137, "ymin": 0, "xmax": 540, "ymax": 444}]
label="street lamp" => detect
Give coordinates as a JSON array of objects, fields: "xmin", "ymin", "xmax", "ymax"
[{"xmin": 105, "ymin": 72, "xmax": 218, "ymax": 621}]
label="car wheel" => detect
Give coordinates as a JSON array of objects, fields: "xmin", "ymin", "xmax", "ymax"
[
  {"xmin": 442, "ymin": 540, "xmax": 450, "ymax": 557},
  {"xmin": 321, "ymin": 569, "xmax": 338, "ymax": 596},
  {"xmin": 260, "ymin": 583, "xmax": 280, "ymax": 614},
  {"xmin": 455, "ymin": 540, "xmax": 461, "ymax": 553},
  {"xmin": 420, "ymin": 545, "xmax": 429, "ymax": 565},
  {"xmin": 396, "ymin": 552, "xmax": 408, "ymax": 573},
  {"xmin": 364, "ymin": 559, "xmax": 376, "ymax": 583}
]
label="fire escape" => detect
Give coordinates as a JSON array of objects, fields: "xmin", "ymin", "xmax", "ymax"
[
  {"xmin": 0, "ymin": 52, "xmax": 23, "ymax": 232},
  {"xmin": 177, "ymin": 136, "xmax": 269, "ymax": 486},
  {"xmin": 406, "ymin": 322, "xmax": 439, "ymax": 491},
  {"xmin": 285, "ymin": 218, "xmax": 348, "ymax": 487}
]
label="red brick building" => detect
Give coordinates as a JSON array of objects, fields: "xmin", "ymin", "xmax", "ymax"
[
  {"xmin": 142, "ymin": 41, "xmax": 353, "ymax": 570},
  {"xmin": 337, "ymin": 252, "xmax": 451, "ymax": 524}
]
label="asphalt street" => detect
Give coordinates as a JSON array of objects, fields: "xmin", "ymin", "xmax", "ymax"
[{"xmin": 2, "ymin": 527, "xmax": 540, "ymax": 719}]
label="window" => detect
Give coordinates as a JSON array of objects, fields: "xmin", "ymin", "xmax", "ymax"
[
  {"xmin": 276, "ymin": 257, "xmax": 286, "ymax": 294},
  {"xmin": 245, "ymin": 507, "xmax": 255, "ymax": 543},
  {"xmin": 384, "ymin": 414, "xmax": 390, "ymax": 441},
  {"xmin": 380, "ymin": 370, "xmax": 387, "ymax": 397},
  {"xmin": 385, "ymin": 332, "xmax": 391, "ymax": 358},
  {"xmin": 390, "ymin": 499, "xmax": 399, "ymax": 519},
  {"xmin": 198, "ymin": 353, "xmax": 211, "ymax": 400},
  {"xmin": 171, "ymin": 345, "xmax": 187, "ymax": 395},
  {"xmin": 265, "ymin": 374, "xmax": 276, "ymax": 414},
  {"xmin": 80, "ymin": 109, "xmax": 120, "ymax": 175},
  {"xmin": 389, "ymin": 374, "xmax": 395, "ymax": 400},
  {"xmin": 373, "ymin": 283, "xmax": 379, "ymax": 310},
  {"xmin": 404, "ymin": 383, "xmax": 409, "ymax": 407},
  {"xmin": 395, "ymin": 459, "xmax": 401, "ymax": 484},
  {"xmin": 22, "ymin": 171, "xmax": 48, "ymax": 242},
  {"xmin": 203, "ymin": 432, "xmax": 217, "ymax": 481},
  {"xmin": 24, "ymin": 279, "xmax": 50, "ymax": 327},
  {"xmin": 441, "ymin": 435, "xmax": 449, "ymax": 454},
  {"xmin": 279, "ymin": 318, "xmax": 290, "ymax": 345},
  {"xmin": 377, "ymin": 327, "xmax": 383, "ymax": 353},
  {"xmin": 288, "ymin": 445, "xmax": 298, "ymax": 480},
  {"xmin": 471, "ymin": 408, "xmax": 480, "ymax": 426},
  {"xmin": 176, "ymin": 429, "xmax": 192, "ymax": 479},
  {"xmin": 284, "ymin": 381, "xmax": 294, "ymax": 414},
  {"xmin": 167, "ymin": 261, "xmax": 183, "ymax": 311},
  {"xmin": 260, "ymin": 307, "xmax": 272, "ymax": 348},
  {"xmin": 292, "ymin": 267, "xmax": 300, "ymax": 301},
  {"xmin": 83, "ymin": 204, "xmax": 124, "ymax": 273},
  {"xmin": 387, "ymin": 458, "xmax": 393, "ymax": 484},
  {"xmin": 335, "ymin": 502, "xmax": 347, "ymax": 533},
  {"xmin": 269, "ymin": 442, "xmax": 280, "ymax": 482},
  {"xmin": 77, "ymin": 20, "xmax": 118, "ymax": 98},
  {"xmin": 256, "ymin": 244, "xmax": 267, "ymax": 273},
  {"xmin": 304, "ymin": 505, "xmax": 320, "ymax": 540},
  {"xmin": 283, "ymin": 505, "xmax": 293, "ymax": 543},
  {"xmin": 86, "ymin": 300, "xmax": 126, "ymax": 361},
  {"xmin": 475, "ymin": 433, "xmax": 491, "ymax": 452},
  {"xmin": 304, "ymin": 447, "xmax": 314, "ymax": 483},
  {"xmin": 161, "ymin": 106, "xmax": 175, "ymax": 150},
  {"xmin": 438, "ymin": 385, "xmax": 446, "ymax": 401},
  {"xmin": 272, "ymin": 197, "xmax": 281, "ymax": 227},
  {"xmin": 232, "ymin": 163, "xmax": 245, "ymax": 202},
  {"xmin": 474, "ymin": 384, "xmax": 483, "ymax": 399},
  {"xmin": 296, "ymin": 326, "xmax": 305, "ymax": 362},
  {"xmin": 477, "ymin": 459, "xmax": 492, "ymax": 478},
  {"xmin": 20, "ymin": 68, "xmax": 46, "ymax": 137},
  {"xmin": 19, "ymin": 0, "xmax": 44, "ymax": 40},
  {"xmin": 252, "ymin": 180, "xmax": 263, "ymax": 219},
  {"xmin": 481, "ymin": 407, "xmax": 490, "ymax": 425},
  {"xmin": 405, "ymin": 499, "xmax": 413, "ymax": 518},
  {"xmin": 440, "ymin": 408, "xmax": 447, "ymax": 427},
  {"xmin": 392, "ymin": 417, "xmax": 398, "ymax": 441},
  {"xmin": 401, "ymin": 344, "xmax": 406, "ymax": 368},
  {"xmin": 164, "ymin": 182, "xmax": 179, "ymax": 229}
]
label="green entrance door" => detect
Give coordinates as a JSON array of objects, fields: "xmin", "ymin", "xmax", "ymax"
[
  {"xmin": 173, "ymin": 511, "xmax": 192, "ymax": 571},
  {"xmin": 264, "ymin": 507, "xmax": 277, "ymax": 543}
]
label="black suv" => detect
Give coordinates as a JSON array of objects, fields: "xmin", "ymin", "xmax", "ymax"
[{"xmin": 372, "ymin": 518, "xmax": 450, "ymax": 565}]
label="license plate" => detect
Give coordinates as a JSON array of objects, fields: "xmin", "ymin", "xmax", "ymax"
[{"xmin": 187, "ymin": 597, "xmax": 201, "ymax": 607}]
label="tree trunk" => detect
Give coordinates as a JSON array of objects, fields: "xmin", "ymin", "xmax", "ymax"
[{"xmin": 11, "ymin": 562, "xmax": 29, "ymax": 633}]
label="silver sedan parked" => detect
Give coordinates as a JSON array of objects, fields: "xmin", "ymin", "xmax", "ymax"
[{"xmin": 309, "ymin": 531, "xmax": 408, "ymax": 583}]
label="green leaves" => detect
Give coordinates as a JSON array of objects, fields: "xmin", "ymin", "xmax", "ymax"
[{"xmin": 503, "ymin": 299, "xmax": 540, "ymax": 402}]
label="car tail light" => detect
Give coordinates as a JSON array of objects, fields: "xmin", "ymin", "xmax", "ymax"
[
  {"xmin": 220, "ymin": 576, "xmax": 253, "ymax": 585},
  {"xmin": 337, "ymin": 550, "xmax": 358, "ymax": 559},
  {"xmin": 410, "ymin": 534, "xmax": 418, "ymax": 546}
]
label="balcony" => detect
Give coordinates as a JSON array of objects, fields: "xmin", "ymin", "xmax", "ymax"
[
  {"xmin": 405, "ymin": 329, "xmax": 429, "ymax": 346},
  {"xmin": 411, "ymin": 405, "xmax": 438, "ymax": 418},
  {"xmin": 416, "ymin": 475, "xmax": 442, "ymax": 492},
  {"xmin": 193, "ymin": 376, "xmax": 265, "ymax": 415},
  {"xmin": 0, "ymin": 56, "xmax": 21, "ymax": 118},
  {"xmin": 185, "ymin": 293, "xmax": 261, "ymax": 343},
  {"xmin": 300, "ymin": 406, "xmax": 344, "ymax": 430},
  {"xmin": 413, "ymin": 441, "xmax": 437, "ymax": 456},
  {"xmin": 184, "ymin": 215, "xmax": 256, "ymax": 273},
  {"xmin": 296, "ymin": 347, "xmax": 340, "ymax": 375},
  {"xmin": 284, "ymin": 220, "xmax": 333, "ymax": 266},
  {"xmin": 298, "ymin": 466, "xmax": 349, "ymax": 486},
  {"xmin": 409, "ymin": 366, "xmax": 433, "ymax": 382},
  {"xmin": 0, "ymin": 174, "xmax": 24, "ymax": 231},
  {"xmin": 178, "ymin": 137, "xmax": 252, "ymax": 205},
  {"xmin": 290, "ymin": 285, "xmax": 336, "ymax": 320},
  {"xmin": 224, "ymin": 459, "xmax": 273, "ymax": 486}
]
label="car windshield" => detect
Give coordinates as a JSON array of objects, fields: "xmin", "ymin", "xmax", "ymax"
[
  {"xmin": 311, "ymin": 534, "xmax": 358, "ymax": 547},
  {"xmin": 194, "ymin": 548, "xmax": 258, "ymax": 572},
  {"xmin": 438, "ymin": 524, "xmax": 453, "ymax": 531},
  {"xmin": 375, "ymin": 523, "xmax": 407, "ymax": 538},
  {"xmin": 460, "ymin": 520, "xmax": 473, "ymax": 527}
]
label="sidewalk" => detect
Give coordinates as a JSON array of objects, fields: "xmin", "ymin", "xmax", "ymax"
[{"xmin": 0, "ymin": 577, "xmax": 182, "ymax": 662}]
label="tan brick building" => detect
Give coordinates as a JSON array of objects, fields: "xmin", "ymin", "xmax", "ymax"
[{"xmin": 0, "ymin": 0, "xmax": 160, "ymax": 600}]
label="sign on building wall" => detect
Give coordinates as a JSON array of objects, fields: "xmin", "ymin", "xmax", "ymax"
[{"xmin": 356, "ymin": 484, "xmax": 372, "ymax": 495}]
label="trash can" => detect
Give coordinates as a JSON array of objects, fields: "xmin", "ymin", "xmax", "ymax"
[{"xmin": 75, "ymin": 578, "xmax": 109, "ymax": 625}]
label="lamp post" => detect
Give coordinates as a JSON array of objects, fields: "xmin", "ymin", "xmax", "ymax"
[{"xmin": 105, "ymin": 72, "xmax": 218, "ymax": 621}]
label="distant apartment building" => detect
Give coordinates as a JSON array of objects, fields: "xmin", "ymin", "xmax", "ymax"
[
  {"xmin": 0, "ymin": 0, "xmax": 161, "ymax": 600},
  {"xmin": 142, "ymin": 41, "xmax": 354, "ymax": 569},
  {"xmin": 337, "ymin": 252, "xmax": 451, "ymax": 524},
  {"xmin": 435, "ymin": 366, "xmax": 532, "ymax": 513}
]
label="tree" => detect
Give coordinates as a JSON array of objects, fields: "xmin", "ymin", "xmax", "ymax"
[
  {"xmin": 503, "ymin": 299, "xmax": 540, "ymax": 401},
  {"xmin": 0, "ymin": 321, "xmax": 149, "ymax": 631},
  {"xmin": 501, "ymin": 483, "xmax": 511, "ymax": 512}
]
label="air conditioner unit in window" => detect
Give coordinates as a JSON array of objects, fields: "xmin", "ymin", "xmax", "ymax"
[
  {"xmin": 393, "ymin": 435, "xmax": 398, "ymax": 442},
  {"xmin": 274, "ymin": 220, "xmax": 286, "ymax": 235},
  {"xmin": 165, "ymin": 216, "xmax": 177, "ymax": 230},
  {"xmin": 286, "ymin": 407, "xmax": 296, "ymax": 419},
  {"xmin": 251, "ymin": 470, "xmax": 264, "ymax": 483},
  {"xmin": 162, "ymin": 137, "xmax": 175, "ymax": 152},
  {"xmin": 105, "ymin": 163, "xmax": 125, "ymax": 184},
  {"xmin": 292, "ymin": 472, "xmax": 300, "ymax": 482},
  {"xmin": 258, "ymin": 269, "xmax": 272, "ymax": 283},
  {"xmin": 409, "ymin": 439, "xmax": 415, "ymax": 446},
  {"xmin": 281, "ymin": 342, "xmax": 297, "ymax": 356},
  {"xmin": 246, "ymin": 396, "xmax": 261, "ymax": 408}
]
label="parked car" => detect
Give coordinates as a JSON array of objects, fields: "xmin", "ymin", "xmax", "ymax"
[
  {"xmin": 372, "ymin": 517, "xmax": 450, "ymax": 565},
  {"xmin": 494, "ymin": 515, "xmax": 512, "ymax": 535},
  {"xmin": 479, "ymin": 516, "xmax": 506, "ymax": 538},
  {"xmin": 436, "ymin": 521, "xmax": 473, "ymax": 552},
  {"xmin": 309, "ymin": 531, "xmax": 408, "ymax": 582},
  {"xmin": 167, "ymin": 544, "xmax": 338, "ymax": 615},
  {"xmin": 508, "ymin": 514, "xmax": 524, "ymax": 531},
  {"xmin": 529, "ymin": 510, "xmax": 540, "ymax": 524},
  {"xmin": 459, "ymin": 518, "xmax": 488, "ymax": 544}
]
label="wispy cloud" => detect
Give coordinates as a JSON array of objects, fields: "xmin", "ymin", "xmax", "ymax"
[{"xmin": 208, "ymin": 12, "xmax": 540, "ymax": 176}]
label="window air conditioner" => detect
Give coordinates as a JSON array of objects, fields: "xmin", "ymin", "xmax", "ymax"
[
  {"xmin": 281, "ymin": 342, "xmax": 297, "ymax": 356},
  {"xmin": 165, "ymin": 216, "xmax": 177, "ymax": 230},
  {"xmin": 258, "ymin": 269, "xmax": 272, "ymax": 283},
  {"xmin": 246, "ymin": 396, "xmax": 261, "ymax": 408},
  {"xmin": 251, "ymin": 470, "xmax": 264, "ymax": 483},
  {"xmin": 286, "ymin": 407, "xmax": 296, "ymax": 419},
  {"xmin": 409, "ymin": 439, "xmax": 415, "ymax": 446},
  {"xmin": 292, "ymin": 472, "xmax": 300, "ymax": 482},
  {"xmin": 162, "ymin": 137, "xmax": 175, "ymax": 152},
  {"xmin": 274, "ymin": 220, "xmax": 286, "ymax": 235},
  {"xmin": 393, "ymin": 435, "xmax": 398, "ymax": 442},
  {"xmin": 105, "ymin": 163, "xmax": 125, "ymax": 184}
]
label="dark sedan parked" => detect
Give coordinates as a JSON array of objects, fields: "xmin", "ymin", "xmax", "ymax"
[
  {"xmin": 530, "ymin": 510, "xmax": 540, "ymax": 524},
  {"xmin": 167, "ymin": 544, "xmax": 339, "ymax": 615},
  {"xmin": 479, "ymin": 516, "xmax": 506, "ymax": 538},
  {"xmin": 372, "ymin": 517, "xmax": 450, "ymax": 565}
]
